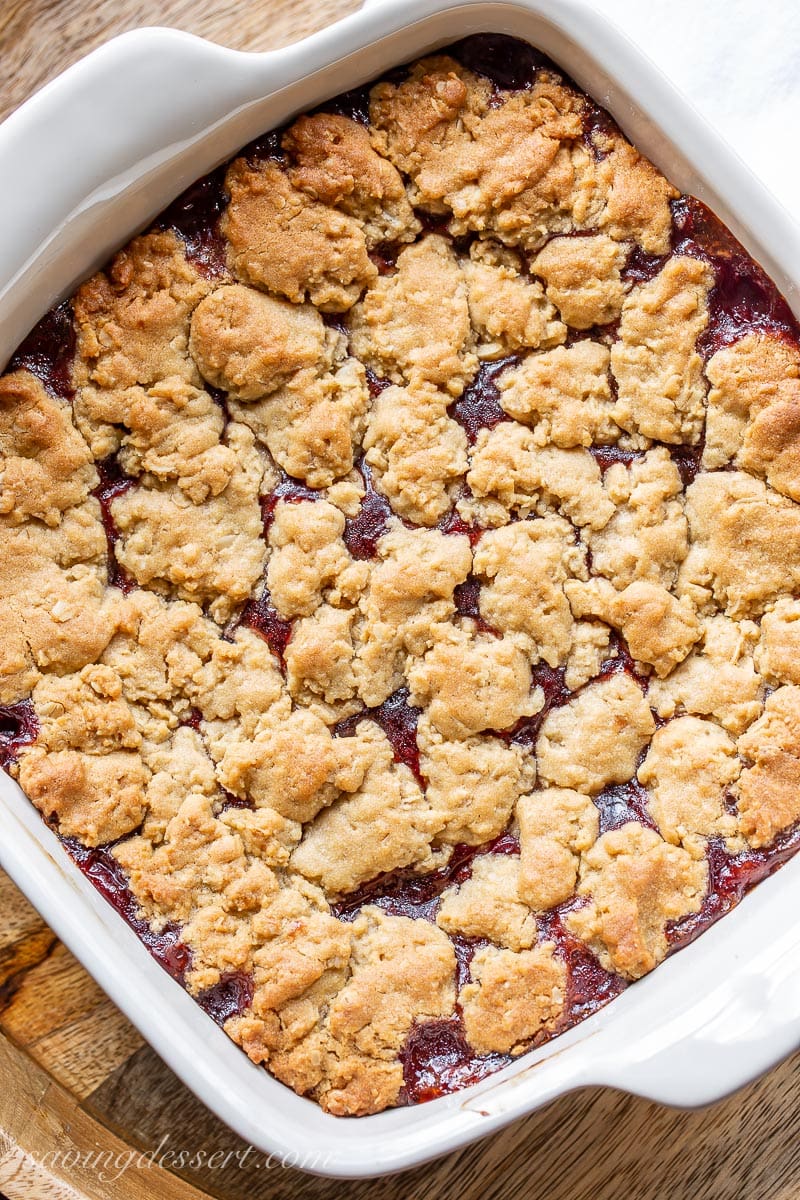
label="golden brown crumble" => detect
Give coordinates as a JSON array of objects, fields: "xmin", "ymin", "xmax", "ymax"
[
  {"xmin": 437, "ymin": 854, "xmax": 537, "ymax": 951},
  {"xmin": 566, "ymin": 823, "xmax": 707, "ymax": 979},
  {"xmin": 498, "ymin": 340, "xmax": 618, "ymax": 448},
  {"xmin": 349, "ymin": 234, "xmax": 478, "ymax": 395},
  {"xmin": 612, "ymin": 256, "xmax": 712, "ymax": 445},
  {"xmin": 517, "ymin": 787, "xmax": 599, "ymax": 910},
  {"xmin": 3, "ymin": 35, "xmax": 800, "ymax": 1121},
  {"xmin": 535, "ymin": 674, "xmax": 655, "ymax": 794},
  {"xmin": 530, "ymin": 233, "xmax": 627, "ymax": 329},
  {"xmin": 736, "ymin": 687, "xmax": 800, "ymax": 848},
  {"xmin": 284, "ymin": 113, "xmax": 421, "ymax": 249},
  {"xmin": 362, "ymin": 379, "xmax": 468, "ymax": 524},
  {"xmin": 223, "ymin": 159, "xmax": 376, "ymax": 312},
  {"xmin": 459, "ymin": 942, "xmax": 566, "ymax": 1055},
  {"xmin": 463, "ymin": 240, "xmax": 566, "ymax": 357},
  {"xmin": 638, "ymin": 717, "xmax": 742, "ymax": 854}
]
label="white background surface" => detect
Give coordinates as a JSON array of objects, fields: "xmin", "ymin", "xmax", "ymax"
[{"xmin": 587, "ymin": 1, "xmax": 800, "ymax": 222}]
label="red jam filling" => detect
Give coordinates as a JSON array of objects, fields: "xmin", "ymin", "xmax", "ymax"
[
  {"xmin": 157, "ymin": 167, "xmax": 229, "ymax": 278},
  {"xmin": 239, "ymin": 591, "xmax": 293, "ymax": 667},
  {"xmin": 62, "ymin": 838, "xmax": 192, "ymax": 982},
  {"xmin": 343, "ymin": 458, "xmax": 395, "ymax": 560},
  {"xmin": 449, "ymin": 357, "xmax": 518, "ymax": 444},
  {"xmin": 0, "ymin": 701, "xmax": 39, "ymax": 771},
  {"xmin": 197, "ymin": 971, "xmax": 255, "ymax": 1025},
  {"xmin": 8, "ymin": 300, "xmax": 76, "ymax": 400},
  {"xmin": 92, "ymin": 456, "xmax": 136, "ymax": 594},
  {"xmin": 335, "ymin": 687, "xmax": 424, "ymax": 786}
]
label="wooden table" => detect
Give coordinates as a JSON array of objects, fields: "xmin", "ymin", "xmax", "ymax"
[{"xmin": 2, "ymin": 2, "xmax": 800, "ymax": 1196}]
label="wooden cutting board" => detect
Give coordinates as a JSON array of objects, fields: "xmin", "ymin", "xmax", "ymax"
[{"xmin": 2, "ymin": 2, "xmax": 800, "ymax": 1197}]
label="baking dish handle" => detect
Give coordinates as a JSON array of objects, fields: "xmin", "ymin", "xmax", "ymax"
[{"xmin": 0, "ymin": 26, "xmax": 286, "ymax": 365}]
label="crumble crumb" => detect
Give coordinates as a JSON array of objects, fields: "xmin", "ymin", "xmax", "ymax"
[
  {"xmin": 29, "ymin": 664, "xmax": 141, "ymax": 755},
  {"xmin": 739, "ymin": 387, "xmax": 800, "ymax": 503},
  {"xmin": 0, "ymin": 504, "xmax": 121, "ymax": 704},
  {"xmin": 466, "ymin": 423, "xmax": 614, "ymax": 529},
  {"xmin": 207, "ymin": 700, "xmax": 344, "ymax": 823},
  {"xmin": 140, "ymin": 725, "xmax": 220, "ymax": 844},
  {"xmin": 284, "ymin": 112, "xmax": 421, "ymax": 248},
  {"xmin": 588, "ymin": 447, "xmax": 688, "ymax": 589},
  {"xmin": 566, "ymin": 822, "xmax": 707, "ymax": 979},
  {"xmin": 531, "ymin": 233, "xmax": 628, "ymax": 329},
  {"xmin": 638, "ymin": 716, "xmax": 741, "ymax": 854},
  {"xmin": 680, "ymin": 470, "xmax": 800, "ymax": 618},
  {"xmin": 18, "ymin": 746, "xmax": 148, "ymax": 846},
  {"xmin": 266, "ymin": 498, "xmax": 367, "ymax": 619},
  {"xmin": 111, "ymin": 421, "xmax": 266, "ymax": 623},
  {"xmin": 349, "ymin": 234, "xmax": 478, "ymax": 395},
  {"xmin": 517, "ymin": 787, "xmax": 599, "ymax": 911},
  {"xmin": 74, "ymin": 231, "xmax": 210, "ymax": 396},
  {"xmin": 418, "ymin": 712, "xmax": 535, "ymax": 845},
  {"xmin": 563, "ymin": 620, "xmax": 613, "ymax": 691},
  {"xmin": 189, "ymin": 283, "xmax": 330, "ymax": 401},
  {"xmin": 229, "ymin": 357, "xmax": 369, "ymax": 488},
  {"xmin": 0, "ymin": 371, "xmax": 97, "ymax": 526},
  {"xmin": 737, "ymin": 686, "xmax": 800, "ymax": 848},
  {"xmin": 536, "ymin": 674, "xmax": 655, "ymax": 794},
  {"xmin": 703, "ymin": 332, "xmax": 800, "ymax": 475},
  {"xmin": 612, "ymin": 256, "xmax": 712, "ymax": 444},
  {"xmin": 648, "ymin": 614, "xmax": 763, "ymax": 735},
  {"xmin": 355, "ymin": 524, "xmax": 471, "ymax": 707},
  {"xmin": 594, "ymin": 138, "xmax": 677, "ymax": 254},
  {"xmin": 363, "ymin": 379, "xmax": 468, "ymax": 524},
  {"xmin": 473, "ymin": 516, "xmax": 587, "ymax": 666},
  {"xmin": 566, "ymin": 577, "xmax": 701, "ymax": 677},
  {"xmin": 463, "ymin": 240, "xmax": 566, "ymax": 357},
  {"xmin": 285, "ymin": 605, "xmax": 360, "ymax": 712},
  {"xmin": 498, "ymin": 341, "xmax": 619, "ymax": 448},
  {"xmin": 438, "ymin": 854, "xmax": 536, "ymax": 950},
  {"xmin": 79, "ymin": 376, "xmax": 236, "ymax": 504},
  {"xmin": 407, "ymin": 622, "xmax": 543, "ymax": 740},
  {"xmin": 757, "ymin": 599, "xmax": 800, "ymax": 686},
  {"xmin": 460, "ymin": 942, "xmax": 566, "ymax": 1055},
  {"xmin": 369, "ymin": 56, "xmax": 492, "ymax": 192},
  {"xmin": 223, "ymin": 158, "xmax": 376, "ymax": 311},
  {"xmin": 289, "ymin": 723, "xmax": 439, "ymax": 895}
]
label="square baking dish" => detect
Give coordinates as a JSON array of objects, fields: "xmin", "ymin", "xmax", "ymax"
[{"xmin": 2, "ymin": 0, "xmax": 800, "ymax": 1177}]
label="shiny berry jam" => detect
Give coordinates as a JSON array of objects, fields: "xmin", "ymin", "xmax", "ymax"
[
  {"xmin": 672, "ymin": 195, "xmax": 800, "ymax": 357},
  {"xmin": 197, "ymin": 971, "xmax": 255, "ymax": 1025},
  {"xmin": 343, "ymin": 459, "xmax": 395, "ymax": 559},
  {"xmin": 63, "ymin": 839, "xmax": 191, "ymax": 982},
  {"xmin": 448, "ymin": 32, "xmax": 555, "ymax": 94},
  {"xmin": 92, "ymin": 456, "xmax": 136, "ymax": 594},
  {"xmin": 0, "ymin": 701, "xmax": 38, "ymax": 770},
  {"xmin": 449, "ymin": 358, "xmax": 518, "ymax": 443},
  {"xmin": 8, "ymin": 301, "xmax": 76, "ymax": 400},
  {"xmin": 667, "ymin": 826, "xmax": 800, "ymax": 950},
  {"xmin": 332, "ymin": 835, "xmax": 520, "ymax": 924},
  {"xmin": 454, "ymin": 575, "xmax": 497, "ymax": 634},
  {"xmin": 335, "ymin": 687, "xmax": 423, "ymax": 786},
  {"xmin": 261, "ymin": 477, "xmax": 321, "ymax": 536},
  {"xmin": 239, "ymin": 591, "xmax": 293, "ymax": 667},
  {"xmin": 157, "ymin": 167, "xmax": 229, "ymax": 278},
  {"xmin": 401, "ymin": 1016, "xmax": 512, "ymax": 1104}
]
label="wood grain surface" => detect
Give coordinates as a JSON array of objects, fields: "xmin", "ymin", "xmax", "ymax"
[{"xmin": 2, "ymin": 2, "xmax": 800, "ymax": 1197}]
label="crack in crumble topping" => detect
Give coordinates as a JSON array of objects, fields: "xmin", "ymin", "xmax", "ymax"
[{"xmin": 3, "ymin": 34, "xmax": 800, "ymax": 1116}]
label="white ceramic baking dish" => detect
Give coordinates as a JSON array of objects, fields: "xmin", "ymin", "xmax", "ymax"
[{"xmin": 2, "ymin": 0, "xmax": 800, "ymax": 1178}]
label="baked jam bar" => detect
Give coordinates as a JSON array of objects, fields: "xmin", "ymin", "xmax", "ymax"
[{"xmin": 2, "ymin": 33, "xmax": 800, "ymax": 1116}]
